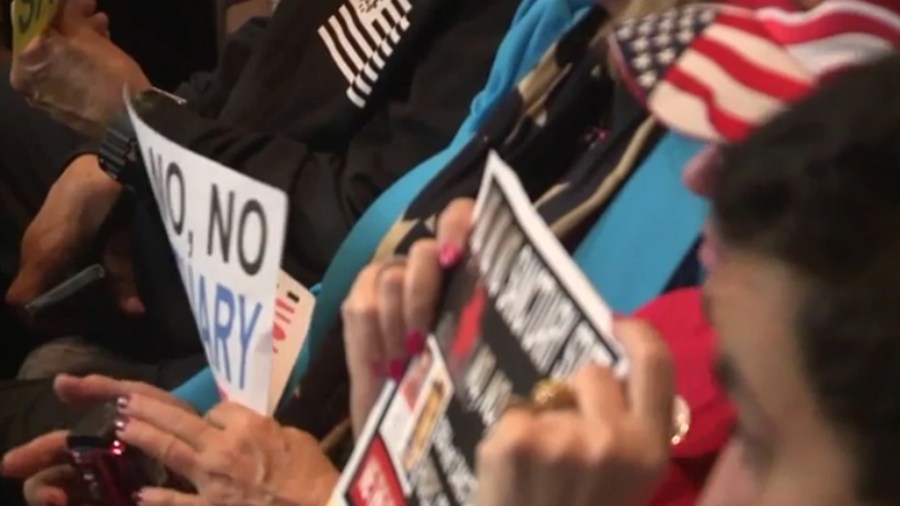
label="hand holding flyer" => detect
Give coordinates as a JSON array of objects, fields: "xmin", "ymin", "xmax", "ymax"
[{"xmin": 330, "ymin": 152, "xmax": 628, "ymax": 506}]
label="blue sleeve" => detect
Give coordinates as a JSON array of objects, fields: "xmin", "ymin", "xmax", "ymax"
[{"xmin": 171, "ymin": 367, "xmax": 220, "ymax": 413}]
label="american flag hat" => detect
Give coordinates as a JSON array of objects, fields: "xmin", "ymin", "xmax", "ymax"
[{"xmin": 609, "ymin": 0, "xmax": 900, "ymax": 142}]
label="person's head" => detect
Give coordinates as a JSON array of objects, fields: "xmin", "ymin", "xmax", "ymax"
[{"xmin": 699, "ymin": 52, "xmax": 900, "ymax": 506}]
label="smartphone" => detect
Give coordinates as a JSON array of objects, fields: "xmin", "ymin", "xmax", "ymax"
[
  {"xmin": 67, "ymin": 402, "xmax": 168, "ymax": 506},
  {"xmin": 24, "ymin": 264, "xmax": 107, "ymax": 319}
]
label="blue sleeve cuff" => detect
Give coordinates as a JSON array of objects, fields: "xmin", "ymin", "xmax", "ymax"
[{"xmin": 171, "ymin": 367, "xmax": 219, "ymax": 413}]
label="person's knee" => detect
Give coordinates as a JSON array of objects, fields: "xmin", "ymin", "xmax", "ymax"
[{"xmin": 17, "ymin": 338, "xmax": 130, "ymax": 380}]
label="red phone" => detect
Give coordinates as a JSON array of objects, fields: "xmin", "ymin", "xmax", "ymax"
[{"xmin": 67, "ymin": 402, "xmax": 169, "ymax": 505}]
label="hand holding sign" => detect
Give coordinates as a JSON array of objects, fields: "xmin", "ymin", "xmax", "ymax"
[{"xmin": 10, "ymin": 0, "xmax": 149, "ymax": 136}]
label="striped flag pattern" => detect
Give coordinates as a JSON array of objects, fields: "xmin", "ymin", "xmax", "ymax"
[
  {"xmin": 757, "ymin": 0, "xmax": 900, "ymax": 77},
  {"xmin": 273, "ymin": 289, "xmax": 300, "ymax": 352},
  {"xmin": 610, "ymin": 1, "xmax": 900, "ymax": 142},
  {"xmin": 318, "ymin": 0, "xmax": 415, "ymax": 108}
]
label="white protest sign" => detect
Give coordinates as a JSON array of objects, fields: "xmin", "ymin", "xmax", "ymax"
[
  {"xmin": 269, "ymin": 270, "xmax": 315, "ymax": 409},
  {"xmin": 129, "ymin": 103, "xmax": 288, "ymax": 414}
]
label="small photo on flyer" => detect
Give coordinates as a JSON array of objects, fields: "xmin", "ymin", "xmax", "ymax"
[
  {"xmin": 378, "ymin": 351, "xmax": 429, "ymax": 455},
  {"xmin": 379, "ymin": 339, "xmax": 453, "ymax": 481},
  {"xmin": 348, "ymin": 436, "xmax": 406, "ymax": 506},
  {"xmin": 400, "ymin": 373, "xmax": 449, "ymax": 475}
]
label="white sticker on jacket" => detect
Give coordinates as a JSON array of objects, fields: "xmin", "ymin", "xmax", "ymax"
[{"xmin": 318, "ymin": 0, "xmax": 415, "ymax": 107}]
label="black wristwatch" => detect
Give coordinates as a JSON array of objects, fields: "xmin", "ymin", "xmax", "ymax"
[{"xmin": 97, "ymin": 88, "xmax": 186, "ymax": 191}]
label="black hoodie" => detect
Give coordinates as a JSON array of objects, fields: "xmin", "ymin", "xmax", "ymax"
[{"xmin": 125, "ymin": 0, "xmax": 522, "ymax": 357}]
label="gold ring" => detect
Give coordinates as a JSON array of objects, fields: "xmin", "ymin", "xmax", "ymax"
[
  {"xmin": 510, "ymin": 381, "xmax": 691, "ymax": 448},
  {"xmin": 530, "ymin": 379, "xmax": 578, "ymax": 411}
]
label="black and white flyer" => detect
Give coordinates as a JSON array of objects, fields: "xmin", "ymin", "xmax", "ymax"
[{"xmin": 329, "ymin": 152, "xmax": 628, "ymax": 506}]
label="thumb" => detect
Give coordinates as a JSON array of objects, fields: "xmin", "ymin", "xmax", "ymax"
[
  {"xmin": 87, "ymin": 11, "xmax": 109, "ymax": 37},
  {"xmin": 103, "ymin": 228, "xmax": 144, "ymax": 316},
  {"xmin": 1, "ymin": 432, "xmax": 69, "ymax": 479},
  {"xmin": 23, "ymin": 465, "xmax": 78, "ymax": 506},
  {"xmin": 613, "ymin": 319, "xmax": 675, "ymax": 436}
]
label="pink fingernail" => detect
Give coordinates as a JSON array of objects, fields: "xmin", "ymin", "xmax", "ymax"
[
  {"xmin": 116, "ymin": 395, "xmax": 130, "ymax": 411},
  {"xmin": 114, "ymin": 417, "xmax": 128, "ymax": 433},
  {"xmin": 388, "ymin": 359, "xmax": 406, "ymax": 381},
  {"xmin": 438, "ymin": 244, "xmax": 461, "ymax": 268},
  {"xmin": 133, "ymin": 490, "xmax": 144, "ymax": 505},
  {"xmin": 405, "ymin": 331, "xmax": 426, "ymax": 355}
]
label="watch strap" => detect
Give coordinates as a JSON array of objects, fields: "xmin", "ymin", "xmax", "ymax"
[{"xmin": 98, "ymin": 88, "xmax": 186, "ymax": 190}]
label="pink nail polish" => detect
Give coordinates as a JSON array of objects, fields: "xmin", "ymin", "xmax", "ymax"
[
  {"xmin": 133, "ymin": 490, "xmax": 143, "ymax": 504},
  {"xmin": 116, "ymin": 395, "xmax": 130, "ymax": 411},
  {"xmin": 405, "ymin": 331, "xmax": 426, "ymax": 355},
  {"xmin": 388, "ymin": 359, "xmax": 406, "ymax": 381},
  {"xmin": 438, "ymin": 244, "xmax": 461, "ymax": 268},
  {"xmin": 114, "ymin": 417, "xmax": 128, "ymax": 433}
]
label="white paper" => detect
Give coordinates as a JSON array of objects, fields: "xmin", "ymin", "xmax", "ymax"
[
  {"xmin": 269, "ymin": 270, "xmax": 315, "ymax": 410},
  {"xmin": 129, "ymin": 102, "xmax": 288, "ymax": 414}
]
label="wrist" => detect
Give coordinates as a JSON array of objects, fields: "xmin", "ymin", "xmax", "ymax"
[
  {"xmin": 97, "ymin": 87, "xmax": 186, "ymax": 190},
  {"xmin": 70, "ymin": 154, "xmax": 122, "ymax": 193},
  {"xmin": 307, "ymin": 467, "xmax": 340, "ymax": 506}
]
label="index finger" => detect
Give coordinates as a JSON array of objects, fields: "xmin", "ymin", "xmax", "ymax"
[
  {"xmin": 2, "ymin": 431, "xmax": 69, "ymax": 478},
  {"xmin": 403, "ymin": 239, "xmax": 442, "ymax": 335},
  {"xmin": 54, "ymin": 374, "xmax": 193, "ymax": 412},
  {"xmin": 614, "ymin": 319, "xmax": 675, "ymax": 430},
  {"xmin": 342, "ymin": 264, "xmax": 390, "ymax": 379},
  {"xmin": 119, "ymin": 394, "xmax": 215, "ymax": 451},
  {"xmin": 435, "ymin": 198, "xmax": 475, "ymax": 264}
]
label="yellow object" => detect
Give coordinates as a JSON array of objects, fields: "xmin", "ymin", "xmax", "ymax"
[{"xmin": 11, "ymin": 0, "xmax": 60, "ymax": 55}]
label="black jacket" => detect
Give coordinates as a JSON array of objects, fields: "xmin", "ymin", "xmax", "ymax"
[
  {"xmin": 278, "ymin": 6, "xmax": 699, "ymax": 449},
  {"xmin": 126, "ymin": 0, "xmax": 523, "ymax": 356}
]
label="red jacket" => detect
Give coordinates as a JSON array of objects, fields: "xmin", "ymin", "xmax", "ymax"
[{"xmin": 634, "ymin": 289, "xmax": 735, "ymax": 506}]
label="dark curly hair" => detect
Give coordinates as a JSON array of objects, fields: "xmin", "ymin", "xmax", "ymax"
[{"xmin": 713, "ymin": 52, "xmax": 900, "ymax": 503}]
